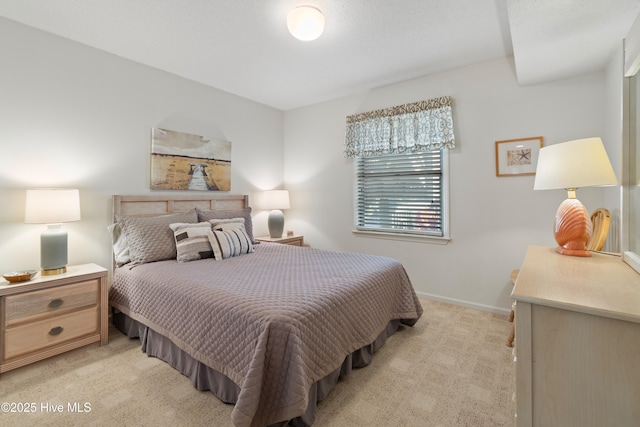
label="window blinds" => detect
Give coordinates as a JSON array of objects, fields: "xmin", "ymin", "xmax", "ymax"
[{"xmin": 355, "ymin": 151, "xmax": 443, "ymax": 236}]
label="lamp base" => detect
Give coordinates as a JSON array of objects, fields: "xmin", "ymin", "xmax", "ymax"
[
  {"xmin": 268, "ymin": 209, "xmax": 285, "ymax": 238},
  {"xmin": 42, "ymin": 267, "xmax": 67, "ymax": 276},
  {"xmin": 554, "ymin": 246, "xmax": 591, "ymax": 257},
  {"xmin": 554, "ymin": 198, "xmax": 593, "ymax": 257},
  {"xmin": 41, "ymin": 224, "xmax": 69, "ymax": 273}
]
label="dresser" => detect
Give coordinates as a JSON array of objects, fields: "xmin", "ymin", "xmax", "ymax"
[
  {"xmin": 0, "ymin": 264, "xmax": 108, "ymax": 374},
  {"xmin": 512, "ymin": 246, "xmax": 640, "ymax": 427}
]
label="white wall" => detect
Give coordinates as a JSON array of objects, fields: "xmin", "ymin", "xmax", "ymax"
[
  {"xmin": 0, "ymin": 18, "xmax": 284, "ymax": 274},
  {"xmin": 284, "ymin": 57, "xmax": 608, "ymax": 313},
  {"xmin": 1, "ymin": 18, "xmax": 614, "ymax": 315}
]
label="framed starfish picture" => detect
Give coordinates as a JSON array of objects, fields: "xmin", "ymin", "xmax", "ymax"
[{"xmin": 495, "ymin": 136, "xmax": 544, "ymax": 177}]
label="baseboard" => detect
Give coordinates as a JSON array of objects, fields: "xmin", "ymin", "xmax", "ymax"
[{"xmin": 416, "ymin": 291, "xmax": 511, "ymax": 317}]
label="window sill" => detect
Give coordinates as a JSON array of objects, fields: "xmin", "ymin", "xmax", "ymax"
[{"xmin": 352, "ymin": 230, "xmax": 450, "ymax": 245}]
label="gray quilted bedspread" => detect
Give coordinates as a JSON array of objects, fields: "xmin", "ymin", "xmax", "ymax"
[{"xmin": 110, "ymin": 243, "xmax": 423, "ymax": 427}]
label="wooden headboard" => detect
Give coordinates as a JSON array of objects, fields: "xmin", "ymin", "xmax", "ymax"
[{"xmin": 113, "ymin": 194, "xmax": 249, "ymax": 220}]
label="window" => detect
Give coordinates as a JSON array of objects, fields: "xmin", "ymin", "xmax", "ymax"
[
  {"xmin": 355, "ymin": 149, "xmax": 449, "ymax": 240},
  {"xmin": 345, "ymin": 96, "xmax": 454, "ymax": 241}
]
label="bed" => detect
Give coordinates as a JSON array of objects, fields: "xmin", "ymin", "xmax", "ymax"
[{"xmin": 108, "ymin": 194, "xmax": 423, "ymax": 427}]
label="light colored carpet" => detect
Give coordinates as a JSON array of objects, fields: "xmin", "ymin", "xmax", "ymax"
[{"xmin": 0, "ymin": 298, "xmax": 515, "ymax": 426}]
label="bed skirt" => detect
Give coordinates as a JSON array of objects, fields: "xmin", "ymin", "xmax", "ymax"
[{"xmin": 112, "ymin": 310, "xmax": 402, "ymax": 426}]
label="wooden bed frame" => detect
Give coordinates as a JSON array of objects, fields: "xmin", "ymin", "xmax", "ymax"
[{"xmin": 113, "ymin": 194, "xmax": 249, "ymax": 220}]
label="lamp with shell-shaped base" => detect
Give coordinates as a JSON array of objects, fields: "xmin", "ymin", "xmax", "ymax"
[{"xmin": 534, "ymin": 138, "xmax": 618, "ymax": 257}]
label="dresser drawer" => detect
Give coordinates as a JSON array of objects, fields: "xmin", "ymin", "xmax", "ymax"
[
  {"xmin": 5, "ymin": 280, "xmax": 98, "ymax": 326},
  {"xmin": 4, "ymin": 307, "xmax": 99, "ymax": 360}
]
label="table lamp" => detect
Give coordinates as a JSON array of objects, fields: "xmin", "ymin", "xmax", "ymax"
[
  {"xmin": 263, "ymin": 190, "xmax": 290, "ymax": 238},
  {"xmin": 25, "ymin": 188, "xmax": 81, "ymax": 274},
  {"xmin": 533, "ymin": 137, "xmax": 618, "ymax": 256}
]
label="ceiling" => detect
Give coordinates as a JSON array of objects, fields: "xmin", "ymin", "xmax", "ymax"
[{"xmin": 1, "ymin": 0, "xmax": 639, "ymax": 111}]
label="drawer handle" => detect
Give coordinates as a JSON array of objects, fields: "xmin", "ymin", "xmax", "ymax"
[
  {"xmin": 49, "ymin": 326, "xmax": 64, "ymax": 336},
  {"xmin": 48, "ymin": 298, "xmax": 64, "ymax": 309}
]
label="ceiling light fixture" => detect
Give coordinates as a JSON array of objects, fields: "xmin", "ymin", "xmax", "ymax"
[{"xmin": 287, "ymin": 6, "xmax": 325, "ymax": 41}]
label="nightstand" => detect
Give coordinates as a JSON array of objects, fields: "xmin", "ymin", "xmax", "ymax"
[
  {"xmin": 0, "ymin": 263, "xmax": 108, "ymax": 374},
  {"xmin": 256, "ymin": 235, "xmax": 304, "ymax": 246}
]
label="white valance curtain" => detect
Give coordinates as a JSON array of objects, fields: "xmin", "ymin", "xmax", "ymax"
[{"xmin": 344, "ymin": 96, "xmax": 455, "ymax": 158}]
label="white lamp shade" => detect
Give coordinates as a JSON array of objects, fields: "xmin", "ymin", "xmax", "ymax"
[
  {"xmin": 287, "ymin": 6, "xmax": 325, "ymax": 41},
  {"xmin": 534, "ymin": 137, "xmax": 618, "ymax": 190},
  {"xmin": 25, "ymin": 188, "xmax": 81, "ymax": 224},
  {"xmin": 262, "ymin": 190, "xmax": 290, "ymax": 210}
]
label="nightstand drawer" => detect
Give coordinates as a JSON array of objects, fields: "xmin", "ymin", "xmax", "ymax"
[
  {"xmin": 5, "ymin": 280, "xmax": 98, "ymax": 326},
  {"xmin": 4, "ymin": 306, "xmax": 99, "ymax": 360}
]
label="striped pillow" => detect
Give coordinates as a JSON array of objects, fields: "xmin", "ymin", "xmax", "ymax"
[
  {"xmin": 208, "ymin": 227, "xmax": 254, "ymax": 260},
  {"xmin": 170, "ymin": 222, "xmax": 214, "ymax": 263}
]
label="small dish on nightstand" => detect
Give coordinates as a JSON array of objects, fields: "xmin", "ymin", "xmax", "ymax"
[{"xmin": 3, "ymin": 270, "xmax": 38, "ymax": 283}]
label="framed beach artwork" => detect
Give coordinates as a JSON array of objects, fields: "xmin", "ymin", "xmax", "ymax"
[
  {"xmin": 151, "ymin": 128, "xmax": 231, "ymax": 191},
  {"xmin": 495, "ymin": 136, "xmax": 544, "ymax": 177}
]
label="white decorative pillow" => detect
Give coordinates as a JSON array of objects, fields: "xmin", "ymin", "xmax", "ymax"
[
  {"xmin": 170, "ymin": 222, "xmax": 214, "ymax": 263},
  {"xmin": 107, "ymin": 223, "xmax": 131, "ymax": 266},
  {"xmin": 197, "ymin": 207, "xmax": 255, "ymax": 243},
  {"xmin": 208, "ymin": 217, "xmax": 245, "ymax": 231},
  {"xmin": 208, "ymin": 227, "xmax": 254, "ymax": 260}
]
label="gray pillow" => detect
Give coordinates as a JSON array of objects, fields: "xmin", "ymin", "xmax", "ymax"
[
  {"xmin": 197, "ymin": 207, "xmax": 255, "ymax": 243},
  {"xmin": 117, "ymin": 209, "xmax": 198, "ymax": 264}
]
